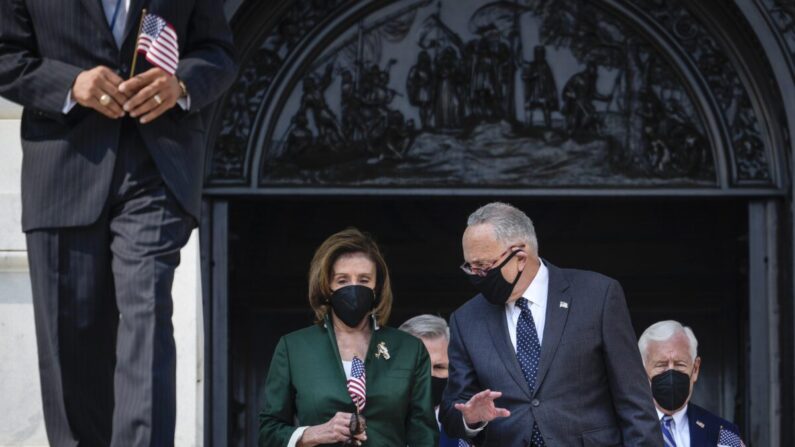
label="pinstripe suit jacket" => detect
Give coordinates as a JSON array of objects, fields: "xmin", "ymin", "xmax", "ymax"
[{"xmin": 0, "ymin": 0, "xmax": 237, "ymax": 231}]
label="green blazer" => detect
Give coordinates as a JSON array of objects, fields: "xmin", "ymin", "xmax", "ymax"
[{"xmin": 259, "ymin": 318, "xmax": 439, "ymax": 447}]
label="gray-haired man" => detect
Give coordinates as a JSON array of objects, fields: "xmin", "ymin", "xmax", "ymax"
[
  {"xmin": 440, "ymin": 202, "xmax": 662, "ymax": 446},
  {"xmin": 399, "ymin": 315, "xmax": 469, "ymax": 447},
  {"xmin": 639, "ymin": 320, "xmax": 744, "ymax": 447}
]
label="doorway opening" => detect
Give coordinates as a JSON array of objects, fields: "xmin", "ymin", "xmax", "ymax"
[{"xmin": 223, "ymin": 196, "xmax": 748, "ymax": 446}]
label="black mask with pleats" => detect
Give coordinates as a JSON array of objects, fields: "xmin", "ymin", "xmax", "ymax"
[
  {"xmin": 431, "ymin": 376, "xmax": 447, "ymax": 408},
  {"xmin": 466, "ymin": 250, "xmax": 522, "ymax": 306},
  {"xmin": 651, "ymin": 369, "xmax": 692, "ymax": 412},
  {"xmin": 329, "ymin": 285, "xmax": 376, "ymax": 328}
]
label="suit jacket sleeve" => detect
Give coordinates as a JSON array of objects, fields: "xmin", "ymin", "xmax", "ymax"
[
  {"xmin": 440, "ymin": 310, "xmax": 486, "ymax": 444},
  {"xmin": 176, "ymin": 0, "xmax": 238, "ymax": 112},
  {"xmin": 0, "ymin": 0, "xmax": 83, "ymax": 115},
  {"xmin": 259, "ymin": 337, "xmax": 300, "ymax": 447},
  {"xmin": 405, "ymin": 341, "xmax": 440, "ymax": 446},
  {"xmin": 602, "ymin": 280, "xmax": 664, "ymax": 446}
]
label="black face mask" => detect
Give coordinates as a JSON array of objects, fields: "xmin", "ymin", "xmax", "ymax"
[
  {"xmin": 329, "ymin": 285, "xmax": 376, "ymax": 328},
  {"xmin": 466, "ymin": 250, "xmax": 522, "ymax": 306},
  {"xmin": 651, "ymin": 369, "xmax": 691, "ymax": 412},
  {"xmin": 431, "ymin": 376, "xmax": 447, "ymax": 408}
]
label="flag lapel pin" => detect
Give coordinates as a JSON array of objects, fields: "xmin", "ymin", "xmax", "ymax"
[
  {"xmin": 559, "ymin": 301, "xmax": 569, "ymax": 309},
  {"xmin": 696, "ymin": 420, "xmax": 705, "ymax": 428}
]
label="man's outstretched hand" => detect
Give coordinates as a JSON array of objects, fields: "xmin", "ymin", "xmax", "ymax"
[{"xmin": 454, "ymin": 389, "xmax": 511, "ymax": 427}]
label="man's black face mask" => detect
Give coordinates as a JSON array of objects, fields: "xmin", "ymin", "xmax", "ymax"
[
  {"xmin": 466, "ymin": 250, "xmax": 522, "ymax": 306},
  {"xmin": 651, "ymin": 369, "xmax": 691, "ymax": 412}
]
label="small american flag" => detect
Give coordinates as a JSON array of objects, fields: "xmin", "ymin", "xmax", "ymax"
[
  {"xmin": 717, "ymin": 427, "xmax": 745, "ymax": 447},
  {"xmin": 136, "ymin": 13, "xmax": 179, "ymax": 75},
  {"xmin": 347, "ymin": 356, "xmax": 366, "ymax": 412}
]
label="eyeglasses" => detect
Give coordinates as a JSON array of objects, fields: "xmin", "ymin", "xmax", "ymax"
[{"xmin": 460, "ymin": 246, "xmax": 521, "ymax": 277}]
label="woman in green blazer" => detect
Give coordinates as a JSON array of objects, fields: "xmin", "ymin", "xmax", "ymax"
[{"xmin": 259, "ymin": 228, "xmax": 439, "ymax": 447}]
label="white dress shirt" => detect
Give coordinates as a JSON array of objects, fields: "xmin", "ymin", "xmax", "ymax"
[
  {"xmin": 342, "ymin": 359, "xmax": 353, "ymax": 379},
  {"xmin": 464, "ymin": 260, "xmax": 549, "ymax": 436},
  {"xmin": 657, "ymin": 405, "xmax": 690, "ymax": 447},
  {"xmin": 505, "ymin": 261, "xmax": 549, "ymax": 348},
  {"xmin": 102, "ymin": 0, "xmax": 131, "ymax": 47}
]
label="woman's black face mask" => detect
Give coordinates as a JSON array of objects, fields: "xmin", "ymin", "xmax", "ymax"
[{"xmin": 329, "ymin": 285, "xmax": 376, "ymax": 328}]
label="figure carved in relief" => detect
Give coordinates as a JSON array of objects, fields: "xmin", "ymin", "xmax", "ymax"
[
  {"xmin": 300, "ymin": 64, "xmax": 343, "ymax": 147},
  {"xmin": 286, "ymin": 112, "xmax": 314, "ymax": 159},
  {"xmin": 467, "ymin": 25, "xmax": 511, "ymax": 121},
  {"xmin": 407, "ymin": 51, "xmax": 435, "ymax": 129},
  {"xmin": 522, "ymin": 45, "xmax": 559, "ymax": 128},
  {"xmin": 434, "ymin": 47, "xmax": 465, "ymax": 129},
  {"xmin": 362, "ymin": 60, "xmax": 398, "ymax": 109},
  {"xmin": 382, "ymin": 110, "xmax": 416, "ymax": 158},
  {"xmin": 339, "ymin": 69, "xmax": 359, "ymax": 139},
  {"xmin": 561, "ymin": 61, "xmax": 612, "ymax": 136}
]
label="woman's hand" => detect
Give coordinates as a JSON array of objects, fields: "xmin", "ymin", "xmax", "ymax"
[{"xmin": 298, "ymin": 412, "xmax": 367, "ymax": 446}]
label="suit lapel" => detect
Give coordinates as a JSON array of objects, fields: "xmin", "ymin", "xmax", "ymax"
[
  {"xmin": 81, "ymin": 0, "xmax": 117, "ymax": 46},
  {"xmin": 485, "ymin": 300, "xmax": 533, "ymax": 399},
  {"xmin": 122, "ymin": 0, "xmax": 149, "ymax": 46},
  {"xmin": 687, "ymin": 404, "xmax": 715, "ymax": 447},
  {"xmin": 532, "ymin": 262, "xmax": 571, "ymax": 396},
  {"xmin": 322, "ymin": 317, "xmax": 355, "ymax": 404}
]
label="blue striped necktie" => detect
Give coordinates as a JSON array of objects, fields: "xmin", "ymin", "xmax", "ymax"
[
  {"xmin": 515, "ymin": 298, "xmax": 546, "ymax": 447},
  {"xmin": 661, "ymin": 415, "xmax": 677, "ymax": 447},
  {"xmin": 102, "ymin": 0, "xmax": 127, "ymax": 47}
]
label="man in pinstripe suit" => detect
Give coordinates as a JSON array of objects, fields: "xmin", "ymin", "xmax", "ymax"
[{"xmin": 0, "ymin": 1, "xmax": 237, "ymax": 445}]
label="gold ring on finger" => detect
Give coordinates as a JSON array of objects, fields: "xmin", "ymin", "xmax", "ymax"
[
  {"xmin": 99, "ymin": 94, "xmax": 111, "ymax": 106},
  {"xmin": 153, "ymin": 94, "xmax": 163, "ymax": 105}
]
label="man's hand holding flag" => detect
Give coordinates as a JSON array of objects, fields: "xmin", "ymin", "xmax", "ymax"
[{"xmin": 119, "ymin": 11, "xmax": 187, "ymax": 123}]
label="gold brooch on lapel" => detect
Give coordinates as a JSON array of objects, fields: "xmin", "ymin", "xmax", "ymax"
[{"xmin": 375, "ymin": 341, "xmax": 390, "ymax": 360}]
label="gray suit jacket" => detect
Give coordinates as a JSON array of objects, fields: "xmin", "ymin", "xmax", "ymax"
[
  {"xmin": 440, "ymin": 262, "xmax": 663, "ymax": 446},
  {"xmin": 0, "ymin": 0, "xmax": 237, "ymax": 231}
]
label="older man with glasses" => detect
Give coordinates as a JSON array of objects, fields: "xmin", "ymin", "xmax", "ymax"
[{"xmin": 440, "ymin": 202, "xmax": 662, "ymax": 447}]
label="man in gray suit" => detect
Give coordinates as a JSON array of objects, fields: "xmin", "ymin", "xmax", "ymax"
[
  {"xmin": 0, "ymin": 0, "xmax": 236, "ymax": 445},
  {"xmin": 440, "ymin": 202, "xmax": 662, "ymax": 446}
]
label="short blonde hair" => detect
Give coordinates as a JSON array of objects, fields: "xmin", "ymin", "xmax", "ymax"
[{"xmin": 308, "ymin": 228, "xmax": 393, "ymax": 326}]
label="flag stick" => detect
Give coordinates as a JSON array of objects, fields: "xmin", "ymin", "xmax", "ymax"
[{"xmin": 129, "ymin": 9, "xmax": 148, "ymax": 78}]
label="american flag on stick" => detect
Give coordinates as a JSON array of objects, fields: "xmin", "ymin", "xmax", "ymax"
[
  {"xmin": 135, "ymin": 12, "xmax": 179, "ymax": 75},
  {"xmin": 347, "ymin": 356, "xmax": 366, "ymax": 412}
]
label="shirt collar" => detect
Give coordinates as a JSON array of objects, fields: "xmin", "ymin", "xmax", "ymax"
[
  {"xmin": 656, "ymin": 403, "xmax": 689, "ymax": 428},
  {"xmin": 507, "ymin": 259, "xmax": 549, "ymax": 313}
]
